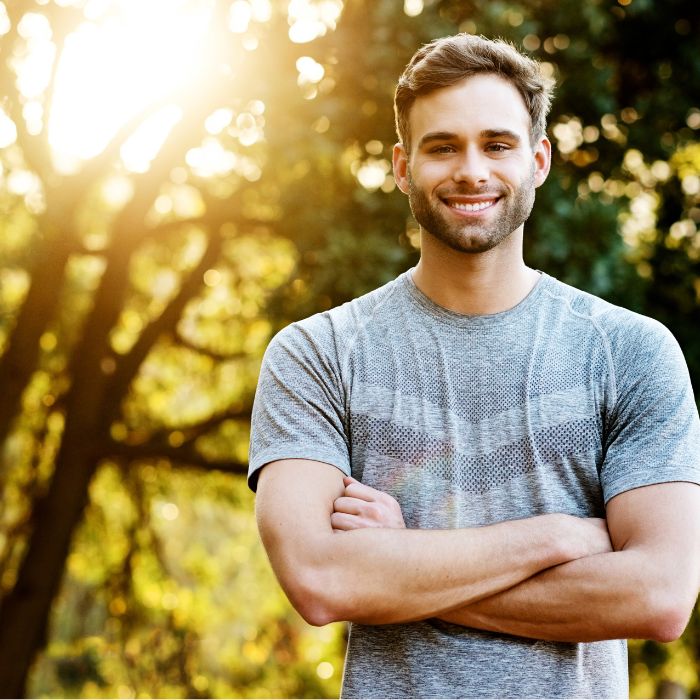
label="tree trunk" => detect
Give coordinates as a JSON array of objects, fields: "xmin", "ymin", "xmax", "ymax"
[
  {"xmin": 0, "ymin": 427, "xmax": 99, "ymax": 697},
  {"xmin": 0, "ymin": 218, "xmax": 75, "ymax": 452}
]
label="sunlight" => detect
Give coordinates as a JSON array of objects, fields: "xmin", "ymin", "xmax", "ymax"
[
  {"xmin": 119, "ymin": 106, "xmax": 183, "ymax": 174},
  {"xmin": 41, "ymin": 0, "xmax": 216, "ymax": 173},
  {"xmin": 288, "ymin": 0, "xmax": 343, "ymax": 43},
  {"xmin": 6, "ymin": 0, "xmax": 343, "ymax": 178},
  {"xmin": 0, "ymin": 108, "xmax": 17, "ymax": 148}
]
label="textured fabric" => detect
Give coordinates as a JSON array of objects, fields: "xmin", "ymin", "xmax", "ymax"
[{"xmin": 248, "ymin": 270, "xmax": 700, "ymax": 699}]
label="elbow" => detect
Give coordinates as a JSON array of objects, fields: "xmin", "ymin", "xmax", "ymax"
[
  {"xmin": 285, "ymin": 566, "xmax": 349, "ymax": 627},
  {"xmin": 646, "ymin": 607, "xmax": 691, "ymax": 644},
  {"xmin": 639, "ymin": 589, "xmax": 694, "ymax": 643}
]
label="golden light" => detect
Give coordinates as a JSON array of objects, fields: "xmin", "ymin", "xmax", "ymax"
[
  {"xmin": 288, "ymin": 0, "xmax": 343, "ymax": 43},
  {"xmin": 228, "ymin": 0, "xmax": 253, "ymax": 33},
  {"xmin": 0, "ymin": 3, "xmax": 10, "ymax": 36},
  {"xmin": 33, "ymin": 0, "xmax": 217, "ymax": 173},
  {"xmin": 403, "ymin": 0, "xmax": 424, "ymax": 17},
  {"xmin": 0, "ymin": 109, "xmax": 17, "ymax": 148},
  {"xmin": 205, "ymin": 108, "xmax": 234, "ymax": 135},
  {"xmin": 15, "ymin": 12, "xmax": 55, "ymax": 100},
  {"xmin": 353, "ymin": 157, "xmax": 392, "ymax": 192},
  {"xmin": 4, "ymin": 0, "xmax": 344, "ymax": 182},
  {"xmin": 296, "ymin": 56, "xmax": 325, "ymax": 85},
  {"xmin": 119, "ymin": 106, "xmax": 183, "ymax": 174}
]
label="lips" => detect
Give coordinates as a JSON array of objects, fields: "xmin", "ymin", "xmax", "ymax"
[
  {"xmin": 449, "ymin": 199, "xmax": 497, "ymax": 212},
  {"xmin": 441, "ymin": 195, "xmax": 501, "ymax": 213}
]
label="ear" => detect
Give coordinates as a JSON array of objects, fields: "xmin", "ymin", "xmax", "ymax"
[
  {"xmin": 533, "ymin": 136, "xmax": 551, "ymax": 188},
  {"xmin": 393, "ymin": 142, "xmax": 410, "ymax": 194}
]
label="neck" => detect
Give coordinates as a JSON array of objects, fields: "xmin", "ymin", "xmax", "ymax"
[{"xmin": 411, "ymin": 227, "xmax": 540, "ymax": 315}]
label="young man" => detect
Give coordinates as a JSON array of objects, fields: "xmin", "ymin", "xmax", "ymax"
[{"xmin": 248, "ymin": 34, "xmax": 700, "ymax": 699}]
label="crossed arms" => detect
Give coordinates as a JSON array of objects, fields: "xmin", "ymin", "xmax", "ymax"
[{"xmin": 256, "ymin": 458, "xmax": 700, "ymax": 643}]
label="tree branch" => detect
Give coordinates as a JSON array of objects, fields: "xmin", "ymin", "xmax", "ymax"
[
  {"xmin": 103, "ymin": 228, "xmax": 224, "ymax": 421},
  {"xmin": 105, "ymin": 438, "xmax": 248, "ymax": 475},
  {"xmin": 147, "ymin": 405, "xmax": 252, "ymax": 448},
  {"xmin": 39, "ymin": 5, "xmax": 85, "ymax": 158},
  {"xmin": 69, "ymin": 95, "xmax": 178, "ymax": 195},
  {"xmin": 172, "ymin": 330, "xmax": 250, "ymax": 364}
]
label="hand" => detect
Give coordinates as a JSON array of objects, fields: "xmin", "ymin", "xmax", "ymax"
[
  {"xmin": 331, "ymin": 476, "xmax": 406, "ymax": 532},
  {"xmin": 554, "ymin": 514, "xmax": 613, "ymax": 560}
]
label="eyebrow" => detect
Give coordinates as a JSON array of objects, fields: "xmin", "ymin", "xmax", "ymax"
[
  {"xmin": 417, "ymin": 131, "xmax": 459, "ymax": 148},
  {"xmin": 481, "ymin": 129, "xmax": 522, "ymax": 143},
  {"xmin": 417, "ymin": 129, "xmax": 522, "ymax": 149}
]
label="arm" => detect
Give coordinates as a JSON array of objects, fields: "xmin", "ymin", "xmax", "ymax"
[
  {"xmin": 439, "ymin": 482, "xmax": 700, "ymax": 642},
  {"xmin": 334, "ymin": 478, "xmax": 700, "ymax": 642},
  {"xmin": 255, "ymin": 459, "xmax": 612, "ymax": 627}
]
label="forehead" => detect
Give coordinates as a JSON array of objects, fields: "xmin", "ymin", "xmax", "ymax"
[{"xmin": 409, "ymin": 73, "xmax": 531, "ymax": 143}]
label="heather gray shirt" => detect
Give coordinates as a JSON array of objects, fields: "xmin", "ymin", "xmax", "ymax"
[{"xmin": 248, "ymin": 270, "xmax": 700, "ymax": 699}]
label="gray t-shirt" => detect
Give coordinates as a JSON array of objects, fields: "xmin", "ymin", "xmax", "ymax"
[{"xmin": 248, "ymin": 270, "xmax": 700, "ymax": 699}]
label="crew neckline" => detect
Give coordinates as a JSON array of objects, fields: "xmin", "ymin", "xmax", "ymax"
[{"xmin": 401, "ymin": 267, "xmax": 550, "ymax": 328}]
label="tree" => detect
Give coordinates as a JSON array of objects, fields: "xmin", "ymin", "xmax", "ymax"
[
  {"xmin": 0, "ymin": 0, "xmax": 698, "ymax": 697},
  {"xmin": 0, "ymin": 1, "xmax": 307, "ymax": 694}
]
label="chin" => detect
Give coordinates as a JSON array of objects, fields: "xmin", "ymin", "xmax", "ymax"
[{"xmin": 433, "ymin": 229, "xmax": 513, "ymax": 255}]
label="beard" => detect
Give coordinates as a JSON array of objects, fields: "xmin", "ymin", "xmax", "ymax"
[{"xmin": 407, "ymin": 168, "xmax": 536, "ymax": 254}]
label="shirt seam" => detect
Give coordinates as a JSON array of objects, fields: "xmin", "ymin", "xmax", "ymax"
[
  {"xmin": 338, "ymin": 276, "xmax": 406, "ymax": 392},
  {"xmin": 540, "ymin": 285, "xmax": 618, "ymax": 412}
]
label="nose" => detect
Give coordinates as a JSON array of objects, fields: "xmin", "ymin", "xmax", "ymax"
[{"xmin": 452, "ymin": 146, "xmax": 489, "ymax": 187}]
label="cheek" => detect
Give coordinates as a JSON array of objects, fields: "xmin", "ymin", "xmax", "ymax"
[
  {"xmin": 410, "ymin": 161, "xmax": 451, "ymax": 189},
  {"xmin": 495, "ymin": 160, "xmax": 532, "ymax": 186}
]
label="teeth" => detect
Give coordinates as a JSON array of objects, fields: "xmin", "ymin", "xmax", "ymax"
[{"xmin": 450, "ymin": 199, "xmax": 496, "ymax": 212}]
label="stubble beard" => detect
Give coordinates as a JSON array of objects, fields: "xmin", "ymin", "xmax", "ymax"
[{"xmin": 407, "ymin": 168, "xmax": 537, "ymax": 254}]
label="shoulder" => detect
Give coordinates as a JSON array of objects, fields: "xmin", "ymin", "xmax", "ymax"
[
  {"xmin": 267, "ymin": 273, "xmax": 408, "ymax": 361},
  {"xmin": 540, "ymin": 276, "xmax": 689, "ymax": 410},
  {"xmin": 541, "ymin": 275, "xmax": 676, "ymax": 354}
]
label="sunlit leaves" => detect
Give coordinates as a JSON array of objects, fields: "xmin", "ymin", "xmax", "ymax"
[
  {"xmin": 14, "ymin": 13, "xmax": 55, "ymax": 101},
  {"xmin": 288, "ymin": 0, "xmax": 344, "ymax": 44},
  {"xmin": 29, "ymin": 463, "xmax": 346, "ymax": 699},
  {"xmin": 672, "ymin": 143, "xmax": 700, "ymax": 187}
]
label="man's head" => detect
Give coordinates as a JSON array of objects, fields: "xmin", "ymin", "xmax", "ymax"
[
  {"xmin": 394, "ymin": 34, "xmax": 553, "ymax": 154},
  {"xmin": 392, "ymin": 35, "xmax": 554, "ymax": 255}
]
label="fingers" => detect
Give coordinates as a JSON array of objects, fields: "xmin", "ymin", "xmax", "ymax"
[
  {"xmin": 333, "ymin": 496, "xmax": 363, "ymax": 515},
  {"xmin": 331, "ymin": 511, "xmax": 377, "ymax": 531},
  {"xmin": 336, "ymin": 476, "xmax": 406, "ymax": 529},
  {"xmin": 343, "ymin": 478, "xmax": 386, "ymax": 503}
]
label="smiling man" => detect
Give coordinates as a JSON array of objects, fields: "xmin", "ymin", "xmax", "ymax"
[{"xmin": 249, "ymin": 35, "xmax": 700, "ymax": 699}]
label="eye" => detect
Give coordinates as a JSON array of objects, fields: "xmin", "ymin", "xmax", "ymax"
[
  {"xmin": 486, "ymin": 143, "xmax": 510, "ymax": 153},
  {"xmin": 429, "ymin": 144, "xmax": 456, "ymax": 154}
]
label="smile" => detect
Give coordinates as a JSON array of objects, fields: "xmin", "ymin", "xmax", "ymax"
[{"xmin": 444, "ymin": 197, "xmax": 499, "ymax": 213}]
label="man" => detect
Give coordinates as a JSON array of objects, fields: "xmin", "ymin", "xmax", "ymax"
[{"xmin": 248, "ymin": 34, "xmax": 700, "ymax": 699}]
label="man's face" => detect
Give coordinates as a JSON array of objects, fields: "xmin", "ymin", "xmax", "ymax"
[{"xmin": 393, "ymin": 74, "xmax": 551, "ymax": 254}]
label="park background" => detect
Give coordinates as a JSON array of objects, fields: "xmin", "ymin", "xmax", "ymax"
[{"xmin": 0, "ymin": 0, "xmax": 699, "ymax": 696}]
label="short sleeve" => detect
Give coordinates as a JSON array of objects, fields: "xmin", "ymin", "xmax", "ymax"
[
  {"xmin": 600, "ymin": 316, "xmax": 700, "ymax": 503},
  {"xmin": 247, "ymin": 320, "xmax": 351, "ymax": 491}
]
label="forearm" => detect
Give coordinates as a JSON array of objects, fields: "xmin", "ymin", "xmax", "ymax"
[
  {"xmin": 258, "ymin": 459, "xmax": 614, "ymax": 628},
  {"xmin": 286, "ymin": 514, "xmax": 601, "ymax": 627},
  {"xmin": 258, "ymin": 460, "xmax": 596, "ymax": 627},
  {"xmin": 439, "ymin": 546, "xmax": 689, "ymax": 643}
]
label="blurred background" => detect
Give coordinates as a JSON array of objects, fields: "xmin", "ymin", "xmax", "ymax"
[{"xmin": 0, "ymin": 0, "xmax": 698, "ymax": 697}]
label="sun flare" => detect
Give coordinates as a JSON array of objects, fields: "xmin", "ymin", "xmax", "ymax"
[
  {"xmin": 35, "ymin": 0, "xmax": 216, "ymax": 173},
  {"xmin": 0, "ymin": 0, "xmax": 345, "ymax": 178}
]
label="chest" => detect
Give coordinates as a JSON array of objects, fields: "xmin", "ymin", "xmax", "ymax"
[{"xmin": 344, "ymin": 330, "xmax": 608, "ymax": 526}]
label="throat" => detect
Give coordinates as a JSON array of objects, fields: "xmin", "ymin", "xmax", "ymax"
[{"xmin": 411, "ymin": 257, "xmax": 540, "ymax": 316}]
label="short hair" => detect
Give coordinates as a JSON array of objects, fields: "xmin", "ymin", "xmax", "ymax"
[{"xmin": 394, "ymin": 34, "xmax": 554, "ymax": 152}]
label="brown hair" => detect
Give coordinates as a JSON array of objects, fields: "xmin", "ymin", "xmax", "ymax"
[{"xmin": 394, "ymin": 34, "xmax": 554, "ymax": 152}]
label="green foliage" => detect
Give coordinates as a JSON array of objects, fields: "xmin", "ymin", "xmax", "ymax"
[{"xmin": 28, "ymin": 464, "xmax": 346, "ymax": 699}]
